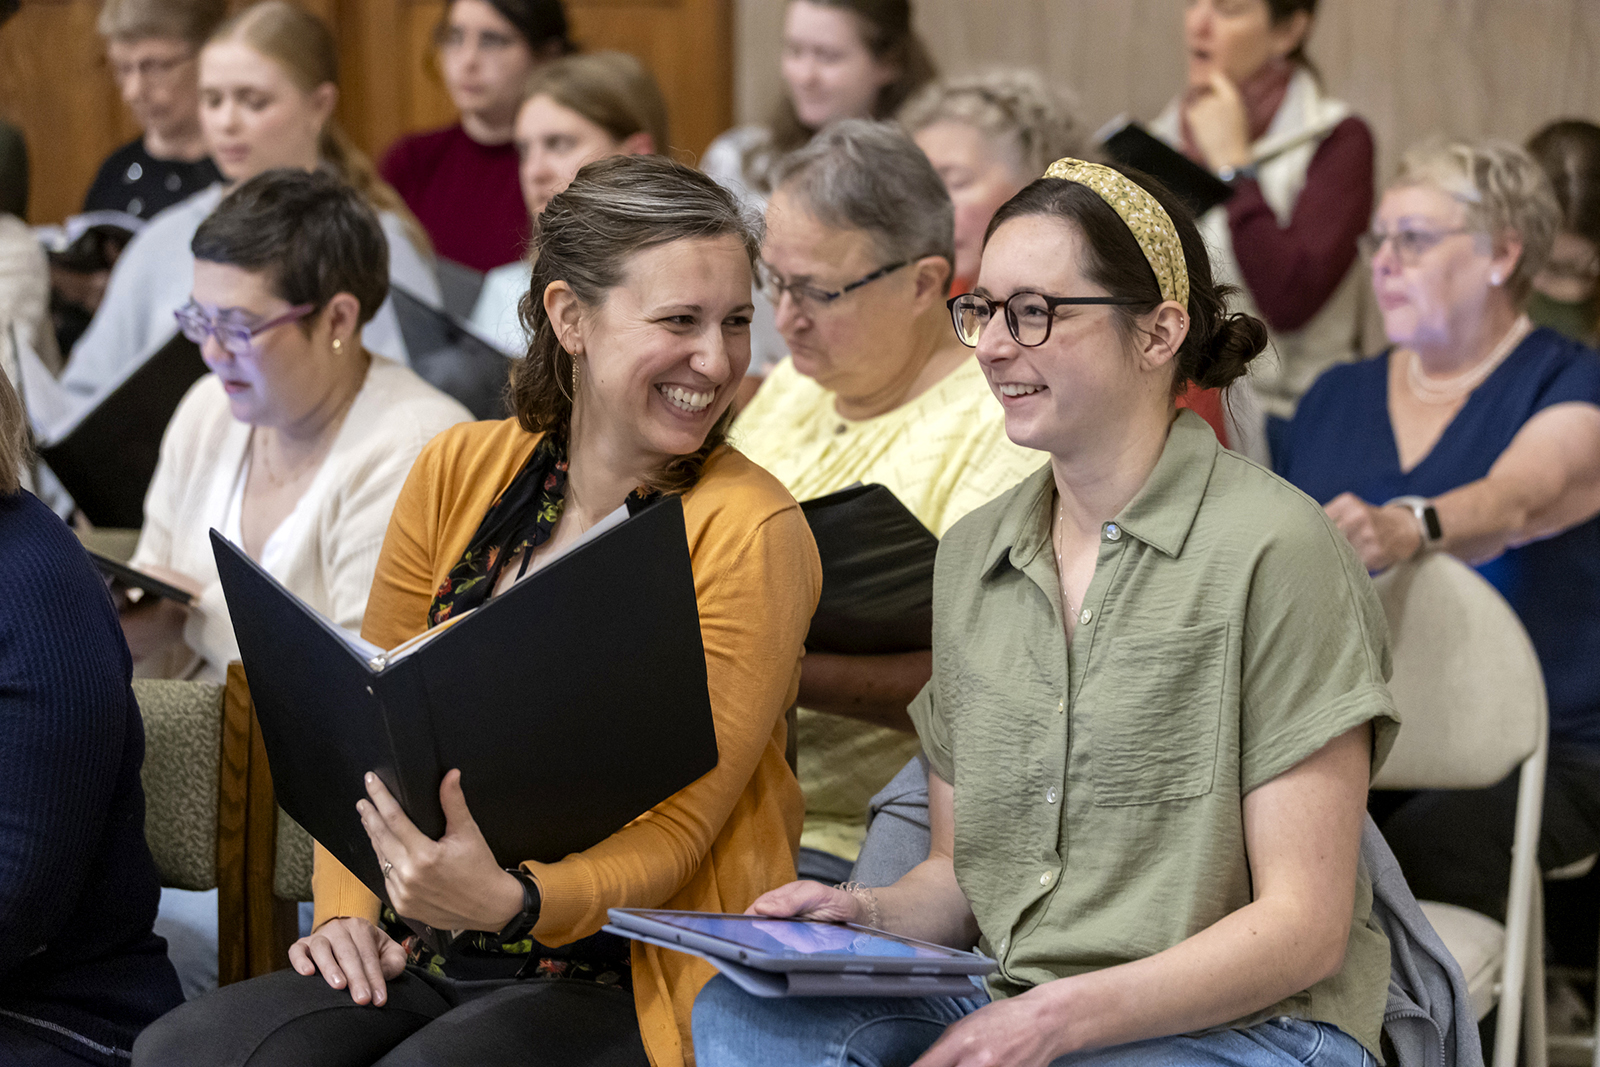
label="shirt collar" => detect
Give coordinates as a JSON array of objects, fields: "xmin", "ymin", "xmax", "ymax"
[{"xmin": 980, "ymin": 409, "xmax": 1220, "ymax": 579}]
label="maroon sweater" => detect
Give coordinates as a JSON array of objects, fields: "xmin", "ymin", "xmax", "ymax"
[
  {"xmin": 1225, "ymin": 116, "xmax": 1375, "ymax": 333},
  {"xmin": 380, "ymin": 124, "xmax": 530, "ymax": 272}
]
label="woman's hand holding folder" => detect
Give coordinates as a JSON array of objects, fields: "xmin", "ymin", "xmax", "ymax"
[{"xmin": 356, "ymin": 769, "xmax": 526, "ymax": 934}]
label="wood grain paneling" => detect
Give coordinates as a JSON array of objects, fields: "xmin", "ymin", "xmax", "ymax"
[
  {"xmin": 0, "ymin": 0, "xmax": 730, "ymax": 223},
  {"xmin": 736, "ymin": 0, "xmax": 1600, "ymax": 186}
]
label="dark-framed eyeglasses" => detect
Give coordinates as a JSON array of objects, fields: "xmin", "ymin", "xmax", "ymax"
[
  {"xmin": 758, "ymin": 260, "xmax": 908, "ymax": 312},
  {"xmin": 947, "ymin": 291, "xmax": 1145, "ymax": 348},
  {"xmin": 1357, "ymin": 227, "xmax": 1479, "ymax": 267},
  {"xmin": 174, "ymin": 299, "xmax": 316, "ymax": 359}
]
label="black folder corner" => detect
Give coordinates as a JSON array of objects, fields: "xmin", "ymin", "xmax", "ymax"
[
  {"xmin": 800, "ymin": 485, "xmax": 938, "ymax": 655},
  {"xmin": 210, "ymin": 495, "xmax": 718, "ymax": 911},
  {"xmin": 1098, "ymin": 122, "xmax": 1235, "ymax": 219},
  {"xmin": 38, "ymin": 332, "xmax": 206, "ymax": 529},
  {"xmin": 89, "ymin": 551, "xmax": 193, "ymax": 605},
  {"xmin": 391, "ymin": 286, "xmax": 514, "ymax": 421}
]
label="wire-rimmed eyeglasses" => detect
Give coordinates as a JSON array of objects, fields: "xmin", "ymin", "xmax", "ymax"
[
  {"xmin": 947, "ymin": 291, "xmax": 1145, "ymax": 348},
  {"xmin": 174, "ymin": 300, "xmax": 316, "ymax": 359},
  {"xmin": 1357, "ymin": 227, "xmax": 1480, "ymax": 267},
  {"xmin": 758, "ymin": 260, "xmax": 908, "ymax": 312}
]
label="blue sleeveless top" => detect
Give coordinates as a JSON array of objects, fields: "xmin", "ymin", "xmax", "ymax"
[{"xmin": 1277, "ymin": 327, "xmax": 1600, "ymax": 749}]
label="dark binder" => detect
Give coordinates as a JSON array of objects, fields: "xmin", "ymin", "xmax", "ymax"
[
  {"xmin": 209, "ymin": 495, "xmax": 719, "ymax": 916},
  {"xmin": 1098, "ymin": 121, "xmax": 1235, "ymax": 219},
  {"xmin": 89, "ymin": 550, "xmax": 193, "ymax": 605},
  {"xmin": 37, "ymin": 332, "xmax": 206, "ymax": 529},
  {"xmin": 391, "ymin": 285, "xmax": 514, "ymax": 421},
  {"xmin": 800, "ymin": 485, "xmax": 938, "ymax": 655}
]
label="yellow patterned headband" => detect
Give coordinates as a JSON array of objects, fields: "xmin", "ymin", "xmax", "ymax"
[{"xmin": 1043, "ymin": 157, "xmax": 1189, "ymax": 308}]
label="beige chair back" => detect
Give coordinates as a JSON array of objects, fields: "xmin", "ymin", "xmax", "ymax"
[
  {"xmin": 133, "ymin": 678, "xmax": 225, "ymax": 892},
  {"xmin": 1370, "ymin": 553, "xmax": 1546, "ymax": 790}
]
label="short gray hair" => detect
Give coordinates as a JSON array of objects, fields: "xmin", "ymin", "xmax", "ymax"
[
  {"xmin": 899, "ymin": 70, "xmax": 1085, "ymax": 182},
  {"xmin": 769, "ymin": 119, "xmax": 955, "ymax": 273},
  {"xmin": 1390, "ymin": 138, "xmax": 1561, "ymax": 304}
]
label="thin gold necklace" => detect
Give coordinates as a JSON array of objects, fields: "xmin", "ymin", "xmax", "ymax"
[{"xmin": 1404, "ymin": 314, "xmax": 1531, "ymax": 406}]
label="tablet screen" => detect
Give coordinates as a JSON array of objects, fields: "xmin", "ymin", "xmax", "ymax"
[{"xmin": 629, "ymin": 910, "xmax": 963, "ymax": 960}]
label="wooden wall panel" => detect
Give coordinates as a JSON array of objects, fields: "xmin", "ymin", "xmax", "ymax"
[
  {"xmin": 0, "ymin": 0, "xmax": 731, "ymax": 223},
  {"xmin": 736, "ymin": 0, "xmax": 1600, "ymax": 188},
  {"xmin": 0, "ymin": 0, "xmax": 140, "ymax": 225}
]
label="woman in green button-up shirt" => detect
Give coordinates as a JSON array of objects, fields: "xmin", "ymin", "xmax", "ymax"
[{"xmin": 692, "ymin": 160, "xmax": 1400, "ymax": 1067}]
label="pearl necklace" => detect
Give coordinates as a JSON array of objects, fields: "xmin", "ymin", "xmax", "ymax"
[{"xmin": 1403, "ymin": 315, "xmax": 1531, "ymax": 406}]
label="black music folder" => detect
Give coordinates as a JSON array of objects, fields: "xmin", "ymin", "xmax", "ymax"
[
  {"xmin": 90, "ymin": 551, "xmax": 193, "ymax": 605},
  {"xmin": 800, "ymin": 485, "xmax": 938, "ymax": 655},
  {"xmin": 37, "ymin": 332, "xmax": 206, "ymax": 529},
  {"xmin": 1097, "ymin": 121, "xmax": 1235, "ymax": 218},
  {"xmin": 391, "ymin": 285, "xmax": 514, "ymax": 421},
  {"xmin": 210, "ymin": 495, "xmax": 719, "ymax": 916}
]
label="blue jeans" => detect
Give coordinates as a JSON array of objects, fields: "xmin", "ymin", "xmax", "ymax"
[{"xmin": 691, "ymin": 975, "xmax": 1375, "ymax": 1067}]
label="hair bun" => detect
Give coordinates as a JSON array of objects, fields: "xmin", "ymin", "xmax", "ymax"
[{"xmin": 1191, "ymin": 311, "xmax": 1269, "ymax": 391}]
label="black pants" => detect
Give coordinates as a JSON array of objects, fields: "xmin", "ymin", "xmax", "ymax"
[
  {"xmin": 130, "ymin": 967, "xmax": 649, "ymax": 1067},
  {"xmin": 1375, "ymin": 743, "xmax": 1600, "ymax": 923}
]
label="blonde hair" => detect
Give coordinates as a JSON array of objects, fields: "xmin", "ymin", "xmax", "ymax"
[
  {"xmin": 208, "ymin": 1, "xmax": 432, "ymax": 256},
  {"xmin": 899, "ymin": 69, "xmax": 1085, "ymax": 182},
  {"xmin": 1391, "ymin": 138, "xmax": 1561, "ymax": 304},
  {"xmin": 98, "ymin": 0, "xmax": 226, "ymax": 45},
  {"xmin": 522, "ymin": 52, "xmax": 670, "ymax": 157},
  {"xmin": 0, "ymin": 366, "xmax": 28, "ymax": 497}
]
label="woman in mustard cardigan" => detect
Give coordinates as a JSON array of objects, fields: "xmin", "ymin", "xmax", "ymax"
[{"xmin": 133, "ymin": 155, "xmax": 821, "ymax": 1067}]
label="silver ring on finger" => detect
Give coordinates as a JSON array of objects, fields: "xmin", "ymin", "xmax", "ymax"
[{"xmin": 382, "ymin": 858, "xmax": 394, "ymax": 877}]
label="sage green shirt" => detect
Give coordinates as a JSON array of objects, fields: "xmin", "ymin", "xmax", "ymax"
[{"xmin": 908, "ymin": 410, "xmax": 1400, "ymax": 1058}]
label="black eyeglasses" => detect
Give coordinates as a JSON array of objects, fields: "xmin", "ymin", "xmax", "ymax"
[
  {"xmin": 947, "ymin": 291, "xmax": 1145, "ymax": 348},
  {"xmin": 758, "ymin": 261, "xmax": 908, "ymax": 312}
]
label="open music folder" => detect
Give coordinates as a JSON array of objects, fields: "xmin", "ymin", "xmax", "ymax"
[
  {"xmin": 32, "ymin": 332, "xmax": 207, "ymax": 529},
  {"xmin": 210, "ymin": 495, "xmax": 719, "ymax": 926},
  {"xmin": 800, "ymin": 484, "xmax": 938, "ymax": 655}
]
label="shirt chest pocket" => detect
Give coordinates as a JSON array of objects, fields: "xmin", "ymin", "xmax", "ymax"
[{"xmin": 1086, "ymin": 621, "xmax": 1230, "ymax": 806}]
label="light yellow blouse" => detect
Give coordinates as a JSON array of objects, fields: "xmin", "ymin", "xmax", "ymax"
[{"xmin": 732, "ymin": 354, "xmax": 1045, "ymax": 859}]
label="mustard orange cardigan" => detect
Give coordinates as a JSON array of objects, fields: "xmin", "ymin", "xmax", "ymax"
[{"xmin": 312, "ymin": 419, "xmax": 820, "ymax": 1067}]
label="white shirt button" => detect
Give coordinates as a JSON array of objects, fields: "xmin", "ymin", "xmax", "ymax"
[
  {"xmin": 1045, "ymin": 787, "xmax": 1058, "ymax": 804},
  {"xmin": 1104, "ymin": 523, "xmax": 1122, "ymax": 541},
  {"xmin": 1078, "ymin": 608, "xmax": 1092, "ymax": 625},
  {"xmin": 1039, "ymin": 871, "xmax": 1052, "ymax": 886}
]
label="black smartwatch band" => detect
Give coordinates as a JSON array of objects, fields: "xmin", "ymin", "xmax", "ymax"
[{"xmin": 496, "ymin": 868, "xmax": 541, "ymax": 942}]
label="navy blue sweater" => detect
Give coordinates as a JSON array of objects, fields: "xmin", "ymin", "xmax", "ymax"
[{"xmin": 0, "ymin": 491, "xmax": 182, "ymax": 1064}]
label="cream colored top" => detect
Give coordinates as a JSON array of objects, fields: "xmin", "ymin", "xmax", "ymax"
[
  {"xmin": 130, "ymin": 358, "xmax": 471, "ymax": 682},
  {"xmin": 732, "ymin": 353, "xmax": 1046, "ymax": 858}
]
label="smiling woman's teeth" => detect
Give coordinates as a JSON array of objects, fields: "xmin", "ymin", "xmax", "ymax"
[
  {"xmin": 998, "ymin": 383, "xmax": 1044, "ymax": 397},
  {"xmin": 658, "ymin": 384, "xmax": 714, "ymax": 412}
]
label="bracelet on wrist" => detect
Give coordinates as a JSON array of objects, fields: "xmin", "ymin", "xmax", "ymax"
[
  {"xmin": 495, "ymin": 868, "xmax": 541, "ymax": 942},
  {"xmin": 1384, "ymin": 496, "xmax": 1442, "ymax": 559},
  {"xmin": 835, "ymin": 880, "xmax": 882, "ymax": 929}
]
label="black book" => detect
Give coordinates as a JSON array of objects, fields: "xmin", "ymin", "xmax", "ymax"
[
  {"xmin": 800, "ymin": 484, "xmax": 938, "ymax": 655},
  {"xmin": 209, "ymin": 495, "xmax": 719, "ymax": 922},
  {"xmin": 36, "ymin": 332, "xmax": 206, "ymax": 529},
  {"xmin": 89, "ymin": 551, "xmax": 193, "ymax": 605},
  {"xmin": 391, "ymin": 285, "xmax": 514, "ymax": 421},
  {"xmin": 1097, "ymin": 121, "xmax": 1235, "ymax": 218}
]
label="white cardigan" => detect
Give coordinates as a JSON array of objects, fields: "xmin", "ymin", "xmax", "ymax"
[
  {"xmin": 57, "ymin": 183, "xmax": 442, "ymax": 410},
  {"xmin": 129, "ymin": 358, "xmax": 471, "ymax": 682}
]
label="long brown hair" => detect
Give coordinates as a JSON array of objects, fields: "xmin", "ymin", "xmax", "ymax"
[
  {"xmin": 0, "ymin": 365, "xmax": 29, "ymax": 496},
  {"xmin": 208, "ymin": 1, "xmax": 432, "ymax": 256},
  {"xmin": 509, "ymin": 154, "xmax": 760, "ymax": 495},
  {"xmin": 751, "ymin": 0, "xmax": 936, "ymax": 186},
  {"xmin": 522, "ymin": 51, "xmax": 670, "ymax": 156}
]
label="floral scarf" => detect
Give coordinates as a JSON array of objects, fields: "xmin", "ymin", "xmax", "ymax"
[{"xmin": 427, "ymin": 433, "xmax": 570, "ymax": 627}]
